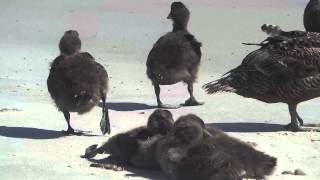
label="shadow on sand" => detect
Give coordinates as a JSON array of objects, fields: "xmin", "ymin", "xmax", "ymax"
[
  {"xmin": 86, "ymin": 157, "xmax": 167, "ymax": 180},
  {"xmin": 0, "ymin": 126, "xmax": 98, "ymax": 139},
  {"xmin": 99, "ymin": 101, "xmax": 182, "ymax": 111},
  {"xmin": 206, "ymin": 122, "xmax": 285, "ymax": 133},
  {"xmin": 99, "ymin": 102, "xmax": 157, "ymax": 111}
]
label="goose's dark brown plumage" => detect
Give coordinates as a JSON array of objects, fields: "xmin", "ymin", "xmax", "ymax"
[
  {"xmin": 156, "ymin": 114, "xmax": 209, "ymax": 179},
  {"xmin": 204, "ymin": 24, "xmax": 320, "ymax": 132},
  {"xmin": 156, "ymin": 114, "xmax": 276, "ymax": 180},
  {"xmin": 304, "ymin": 0, "xmax": 320, "ymax": 32},
  {"xmin": 146, "ymin": 1, "xmax": 203, "ymax": 108},
  {"xmin": 47, "ymin": 30, "xmax": 110, "ymax": 135},
  {"xmin": 177, "ymin": 127, "xmax": 277, "ymax": 180}
]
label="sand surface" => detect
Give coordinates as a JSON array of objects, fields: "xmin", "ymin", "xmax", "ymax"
[{"xmin": 1, "ymin": 0, "xmax": 320, "ymax": 179}]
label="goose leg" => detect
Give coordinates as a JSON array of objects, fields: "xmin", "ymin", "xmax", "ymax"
[
  {"xmin": 285, "ymin": 104, "xmax": 302, "ymax": 132},
  {"xmin": 154, "ymin": 83, "xmax": 163, "ymax": 108},
  {"xmin": 154, "ymin": 83, "xmax": 180, "ymax": 109},
  {"xmin": 296, "ymin": 112, "xmax": 304, "ymax": 126},
  {"xmin": 62, "ymin": 111, "xmax": 75, "ymax": 134},
  {"xmin": 285, "ymin": 104, "xmax": 320, "ymax": 132},
  {"xmin": 62, "ymin": 111, "xmax": 89, "ymax": 135},
  {"xmin": 100, "ymin": 95, "xmax": 111, "ymax": 135},
  {"xmin": 182, "ymin": 82, "xmax": 204, "ymax": 106}
]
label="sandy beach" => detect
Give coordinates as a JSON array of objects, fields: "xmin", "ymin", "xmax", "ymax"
[{"xmin": 0, "ymin": 0, "xmax": 319, "ymax": 179}]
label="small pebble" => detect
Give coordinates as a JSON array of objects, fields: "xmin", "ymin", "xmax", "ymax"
[{"xmin": 294, "ymin": 169, "xmax": 306, "ymax": 176}]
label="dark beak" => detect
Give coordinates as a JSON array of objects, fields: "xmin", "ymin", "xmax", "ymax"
[
  {"xmin": 167, "ymin": 13, "xmax": 172, "ymax": 19},
  {"xmin": 100, "ymin": 106, "xmax": 111, "ymax": 135}
]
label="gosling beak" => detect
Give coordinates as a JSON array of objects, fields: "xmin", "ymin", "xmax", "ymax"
[{"xmin": 167, "ymin": 13, "xmax": 172, "ymax": 19}]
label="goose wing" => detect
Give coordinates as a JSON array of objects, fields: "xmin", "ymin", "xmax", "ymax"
[{"xmin": 242, "ymin": 33, "xmax": 320, "ymax": 80}]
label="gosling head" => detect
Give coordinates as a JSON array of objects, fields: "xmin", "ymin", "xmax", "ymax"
[
  {"xmin": 59, "ymin": 30, "xmax": 81, "ymax": 55},
  {"xmin": 167, "ymin": 2, "xmax": 190, "ymax": 32},
  {"xmin": 173, "ymin": 114, "xmax": 209, "ymax": 146},
  {"xmin": 147, "ymin": 109, "xmax": 174, "ymax": 135}
]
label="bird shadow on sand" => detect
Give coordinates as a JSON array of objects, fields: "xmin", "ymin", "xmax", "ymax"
[
  {"xmin": 86, "ymin": 157, "xmax": 167, "ymax": 180},
  {"xmin": 0, "ymin": 126, "xmax": 98, "ymax": 139},
  {"xmin": 99, "ymin": 101, "xmax": 182, "ymax": 111},
  {"xmin": 206, "ymin": 122, "xmax": 285, "ymax": 133},
  {"xmin": 99, "ymin": 102, "xmax": 158, "ymax": 111}
]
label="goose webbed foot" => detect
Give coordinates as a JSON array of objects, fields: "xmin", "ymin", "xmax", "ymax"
[
  {"xmin": 61, "ymin": 128, "xmax": 91, "ymax": 136},
  {"xmin": 80, "ymin": 144, "xmax": 99, "ymax": 159},
  {"xmin": 100, "ymin": 114, "xmax": 110, "ymax": 135},
  {"xmin": 100, "ymin": 96, "xmax": 111, "ymax": 135},
  {"xmin": 284, "ymin": 123, "xmax": 320, "ymax": 132},
  {"xmin": 284, "ymin": 123, "xmax": 304, "ymax": 132},
  {"xmin": 181, "ymin": 97, "xmax": 204, "ymax": 106},
  {"xmin": 157, "ymin": 103, "xmax": 181, "ymax": 109}
]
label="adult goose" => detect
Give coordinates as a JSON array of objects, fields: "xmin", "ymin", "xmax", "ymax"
[
  {"xmin": 204, "ymin": 24, "xmax": 320, "ymax": 132},
  {"xmin": 146, "ymin": 1, "xmax": 203, "ymax": 108},
  {"xmin": 47, "ymin": 30, "xmax": 110, "ymax": 135},
  {"xmin": 304, "ymin": 0, "xmax": 320, "ymax": 32}
]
